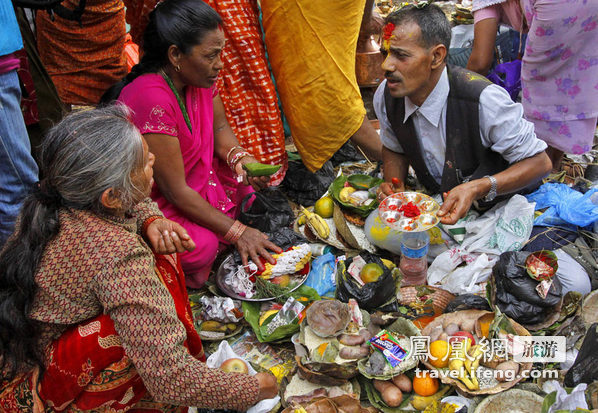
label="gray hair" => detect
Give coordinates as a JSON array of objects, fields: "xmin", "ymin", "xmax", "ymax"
[
  {"xmin": 385, "ymin": 4, "xmax": 452, "ymax": 58},
  {"xmin": 40, "ymin": 104, "xmax": 144, "ymax": 213}
]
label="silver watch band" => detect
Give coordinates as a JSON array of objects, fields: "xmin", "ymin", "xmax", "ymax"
[{"xmin": 483, "ymin": 175, "xmax": 497, "ymax": 202}]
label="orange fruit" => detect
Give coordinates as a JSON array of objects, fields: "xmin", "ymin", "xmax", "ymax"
[
  {"xmin": 412, "ymin": 371, "xmax": 439, "ymax": 396},
  {"xmin": 360, "ymin": 263, "xmax": 384, "ymax": 283},
  {"xmin": 429, "ymin": 340, "xmax": 450, "ymax": 368}
]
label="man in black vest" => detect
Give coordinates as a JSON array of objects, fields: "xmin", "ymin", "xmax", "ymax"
[{"xmin": 374, "ymin": 3, "xmax": 551, "ymax": 225}]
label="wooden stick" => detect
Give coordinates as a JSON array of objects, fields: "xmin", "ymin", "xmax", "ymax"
[{"xmin": 356, "ymin": 144, "xmax": 374, "ymax": 167}]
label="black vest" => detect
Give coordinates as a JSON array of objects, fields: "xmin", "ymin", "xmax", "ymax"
[{"xmin": 384, "ymin": 65, "xmax": 519, "ymax": 208}]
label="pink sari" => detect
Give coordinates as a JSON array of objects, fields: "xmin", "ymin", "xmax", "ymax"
[{"xmin": 119, "ymin": 74, "xmax": 253, "ymax": 286}]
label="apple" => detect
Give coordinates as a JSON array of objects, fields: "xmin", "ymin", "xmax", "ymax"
[
  {"xmin": 220, "ymin": 358, "xmax": 249, "ymax": 374},
  {"xmin": 449, "ymin": 331, "xmax": 475, "ymax": 346},
  {"xmin": 271, "ymin": 274, "xmax": 290, "ymax": 288}
]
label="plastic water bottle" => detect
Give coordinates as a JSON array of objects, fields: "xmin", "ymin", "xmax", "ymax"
[{"xmin": 399, "ymin": 231, "xmax": 429, "ymax": 286}]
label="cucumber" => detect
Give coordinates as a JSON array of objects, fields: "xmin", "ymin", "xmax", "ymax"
[{"xmin": 242, "ymin": 162, "xmax": 281, "ymax": 177}]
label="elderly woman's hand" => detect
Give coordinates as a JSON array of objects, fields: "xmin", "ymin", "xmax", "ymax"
[
  {"xmin": 146, "ymin": 218, "xmax": 196, "ymax": 254},
  {"xmin": 235, "ymin": 156, "xmax": 270, "ymax": 191},
  {"xmin": 234, "ymin": 227, "xmax": 282, "ymax": 270}
]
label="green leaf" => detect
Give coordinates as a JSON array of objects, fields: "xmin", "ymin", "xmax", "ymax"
[{"xmin": 329, "ymin": 174, "xmax": 383, "ymax": 217}]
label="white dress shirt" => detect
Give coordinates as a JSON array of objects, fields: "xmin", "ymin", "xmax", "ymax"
[{"xmin": 373, "ymin": 67, "xmax": 547, "ymax": 184}]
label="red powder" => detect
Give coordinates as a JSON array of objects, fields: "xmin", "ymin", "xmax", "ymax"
[{"xmin": 398, "ymin": 201, "xmax": 420, "ymax": 218}]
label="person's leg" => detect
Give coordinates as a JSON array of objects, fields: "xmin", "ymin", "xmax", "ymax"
[{"xmin": 0, "ymin": 69, "xmax": 39, "ymax": 247}]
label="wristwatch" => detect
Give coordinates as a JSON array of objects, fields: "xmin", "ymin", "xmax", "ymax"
[{"xmin": 483, "ymin": 175, "xmax": 498, "ymax": 202}]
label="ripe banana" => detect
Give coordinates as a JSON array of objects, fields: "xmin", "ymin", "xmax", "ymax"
[
  {"xmin": 301, "ymin": 206, "xmax": 330, "ymax": 239},
  {"xmin": 411, "ymin": 384, "xmax": 452, "ymax": 410},
  {"xmin": 449, "ymin": 342, "xmax": 478, "ymax": 391},
  {"xmin": 200, "ymin": 321, "xmax": 227, "ymax": 332},
  {"xmin": 465, "ymin": 345, "xmax": 484, "ymax": 390}
]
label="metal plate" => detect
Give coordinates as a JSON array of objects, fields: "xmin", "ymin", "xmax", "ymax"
[
  {"xmin": 378, "ymin": 192, "xmax": 440, "ymax": 232},
  {"xmin": 215, "ymin": 254, "xmax": 309, "ymax": 302}
]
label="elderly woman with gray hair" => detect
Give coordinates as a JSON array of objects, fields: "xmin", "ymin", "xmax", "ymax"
[{"xmin": 0, "ymin": 105, "xmax": 277, "ymax": 411}]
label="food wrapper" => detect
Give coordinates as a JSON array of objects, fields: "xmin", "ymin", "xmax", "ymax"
[
  {"xmin": 266, "ymin": 297, "xmax": 306, "ymax": 336},
  {"xmin": 206, "ymin": 341, "xmax": 280, "ymax": 413},
  {"xmin": 368, "ymin": 330, "xmax": 408, "ymax": 368}
]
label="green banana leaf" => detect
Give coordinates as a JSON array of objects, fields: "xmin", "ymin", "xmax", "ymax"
[
  {"xmin": 329, "ymin": 174, "xmax": 383, "ymax": 217},
  {"xmin": 358, "ymin": 376, "xmax": 414, "ymax": 413},
  {"xmin": 242, "ymin": 285, "xmax": 320, "ymax": 342}
]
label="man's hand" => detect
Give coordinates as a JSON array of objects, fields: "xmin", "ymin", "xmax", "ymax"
[
  {"xmin": 377, "ymin": 177, "xmax": 405, "ymax": 201},
  {"xmin": 145, "ymin": 218, "xmax": 196, "ymax": 254},
  {"xmin": 437, "ymin": 181, "xmax": 484, "ymax": 224}
]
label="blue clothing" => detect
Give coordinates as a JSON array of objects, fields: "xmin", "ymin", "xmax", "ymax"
[
  {"xmin": 0, "ymin": 69, "xmax": 38, "ymax": 247},
  {"xmin": 0, "ymin": 0, "xmax": 23, "ymax": 57}
]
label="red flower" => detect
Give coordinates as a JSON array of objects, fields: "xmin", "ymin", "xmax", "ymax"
[{"xmin": 383, "ymin": 23, "xmax": 396, "ymax": 40}]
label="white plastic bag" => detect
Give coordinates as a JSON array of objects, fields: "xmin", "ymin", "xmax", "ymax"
[
  {"xmin": 205, "ymin": 341, "xmax": 280, "ymax": 413},
  {"xmin": 427, "ymin": 248, "xmax": 495, "ymax": 295},
  {"xmin": 542, "ymin": 380, "xmax": 588, "ymax": 412},
  {"xmin": 461, "ymin": 195, "xmax": 535, "ymax": 256}
]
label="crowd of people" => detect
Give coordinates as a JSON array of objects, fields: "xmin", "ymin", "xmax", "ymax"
[{"xmin": 0, "ymin": 0, "xmax": 596, "ymax": 410}]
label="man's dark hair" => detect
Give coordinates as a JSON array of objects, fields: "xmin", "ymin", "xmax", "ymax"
[{"xmin": 385, "ymin": 4, "xmax": 451, "ymax": 55}]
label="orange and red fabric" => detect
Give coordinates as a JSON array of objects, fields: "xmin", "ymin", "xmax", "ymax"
[
  {"xmin": 206, "ymin": 0, "xmax": 288, "ymax": 185},
  {"xmin": 36, "ymin": 0, "xmax": 127, "ymax": 105}
]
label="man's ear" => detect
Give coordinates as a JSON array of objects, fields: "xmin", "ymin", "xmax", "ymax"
[
  {"xmin": 100, "ymin": 188, "xmax": 123, "ymax": 211},
  {"xmin": 167, "ymin": 44, "xmax": 183, "ymax": 68},
  {"xmin": 431, "ymin": 44, "xmax": 447, "ymax": 69}
]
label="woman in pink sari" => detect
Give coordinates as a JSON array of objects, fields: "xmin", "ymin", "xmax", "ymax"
[
  {"xmin": 468, "ymin": 0, "xmax": 598, "ymax": 171},
  {"xmin": 108, "ymin": 0, "xmax": 281, "ymax": 287}
]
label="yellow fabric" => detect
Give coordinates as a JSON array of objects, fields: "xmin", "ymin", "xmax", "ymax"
[{"xmin": 261, "ymin": 0, "xmax": 367, "ymax": 172}]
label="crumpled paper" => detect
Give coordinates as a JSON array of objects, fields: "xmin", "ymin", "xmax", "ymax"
[
  {"xmin": 542, "ymin": 380, "xmax": 588, "ymax": 412},
  {"xmin": 205, "ymin": 341, "xmax": 280, "ymax": 413}
]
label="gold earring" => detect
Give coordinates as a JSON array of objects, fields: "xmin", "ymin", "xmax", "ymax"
[{"xmin": 176, "ymin": 65, "xmax": 181, "ymax": 72}]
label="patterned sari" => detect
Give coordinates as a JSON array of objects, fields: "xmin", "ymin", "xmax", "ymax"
[{"xmin": 0, "ymin": 253, "xmax": 204, "ymax": 412}]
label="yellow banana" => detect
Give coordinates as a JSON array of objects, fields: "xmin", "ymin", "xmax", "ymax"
[
  {"xmin": 200, "ymin": 321, "xmax": 227, "ymax": 332},
  {"xmin": 411, "ymin": 385, "xmax": 452, "ymax": 410},
  {"xmin": 464, "ymin": 345, "xmax": 484, "ymax": 390},
  {"xmin": 301, "ymin": 206, "xmax": 330, "ymax": 239},
  {"xmin": 450, "ymin": 342, "xmax": 479, "ymax": 391}
]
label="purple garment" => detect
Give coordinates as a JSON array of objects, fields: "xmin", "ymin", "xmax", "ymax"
[{"xmin": 521, "ymin": 0, "xmax": 598, "ymax": 154}]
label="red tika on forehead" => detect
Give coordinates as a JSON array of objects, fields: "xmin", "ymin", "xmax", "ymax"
[{"xmin": 383, "ymin": 22, "xmax": 395, "ymax": 40}]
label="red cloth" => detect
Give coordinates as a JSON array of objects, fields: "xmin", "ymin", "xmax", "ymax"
[{"xmin": 0, "ymin": 253, "xmax": 203, "ymax": 412}]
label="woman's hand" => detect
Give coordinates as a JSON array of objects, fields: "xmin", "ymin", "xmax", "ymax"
[
  {"xmin": 235, "ymin": 227, "xmax": 282, "ymax": 270},
  {"xmin": 254, "ymin": 371, "xmax": 278, "ymax": 401},
  {"xmin": 235, "ymin": 156, "xmax": 270, "ymax": 191},
  {"xmin": 146, "ymin": 218, "xmax": 196, "ymax": 254}
]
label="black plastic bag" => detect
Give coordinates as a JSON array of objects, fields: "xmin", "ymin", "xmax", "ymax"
[
  {"xmin": 335, "ymin": 252, "xmax": 397, "ymax": 312},
  {"xmin": 329, "ymin": 140, "xmax": 365, "ymax": 166},
  {"xmin": 238, "ymin": 187, "xmax": 294, "ymax": 233},
  {"xmin": 445, "ymin": 294, "xmax": 492, "ymax": 313},
  {"xmin": 281, "ymin": 160, "xmax": 335, "ymax": 206},
  {"xmin": 492, "ymin": 251, "xmax": 562, "ymax": 325},
  {"xmin": 564, "ymin": 323, "xmax": 598, "ymax": 386}
]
